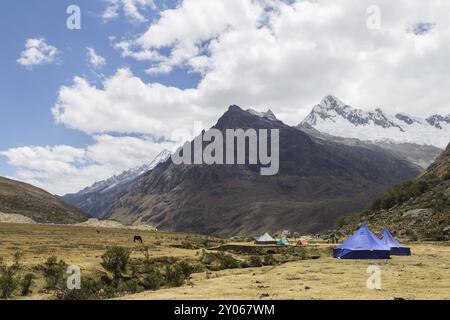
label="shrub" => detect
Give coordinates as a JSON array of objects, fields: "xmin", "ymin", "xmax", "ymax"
[
  {"xmin": 101, "ymin": 247, "xmax": 130, "ymax": 283},
  {"xmin": 0, "ymin": 269, "xmax": 18, "ymax": 299},
  {"xmin": 0, "ymin": 252, "xmax": 23, "ymax": 299},
  {"xmin": 263, "ymin": 254, "xmax": 277, "ymax": 266},
  {"xmin": 176, "ymin": 261, "xmax": 194, "ymax": 279},
  {"xmin": 20, "ymin": 273, "xmax": 35, "ymax": 296},
  {"xmin": 42, "ymin": 256, "xmax": 67, "ymax": 290},
  {"xmin": 201, "ymin": 252, "xmax": 240, "ymax": 270},
  {"xmin": 248, "ymin": 256, "xmax": 263, "ymax": 268},
  {"xmin": 118, "ymin": 278, "xmax": 144, "ymax": 295},
  {"xmin": 165, "ymin": 263, "xmax": 187, "ymax": 287},
  {"xmin": 141, "ymin": 266, "xmax": 164, "ymax": 291},
  {"xmin": 56, "ymin": 277, "xmax": 112, "ymax": 300}
]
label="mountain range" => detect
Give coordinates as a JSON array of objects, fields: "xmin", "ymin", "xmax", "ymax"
[
  {"xmin": 8, "ymin": 94, "xmax": 445, "ymax": 236},
  {"xmin": 101, "ymin": 105, "xmax": 420, "ymax": 236},
  {"xmin": 300, "ymin": 95, "xmax": 449, "ymax": 149},
  {"xmin": 62, "ymin": 150, "xmax": 171, "ymax": 218}
]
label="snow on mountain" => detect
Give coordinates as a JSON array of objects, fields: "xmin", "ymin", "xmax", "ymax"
[
  {"xmin": 76, "ymin": 149, "xmax": 171, "ymax": 196},
  {"xmin": 300, "ymin": 95, "xmax": 450, "ymax": 148},
  {"xmin": 247, "ymin": 109, "xmax": 279, "ymax": 122}
]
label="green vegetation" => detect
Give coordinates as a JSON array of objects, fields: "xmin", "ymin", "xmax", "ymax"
[
  {"xmin": 0, "ymin": 252, "xmax": 22, "ymax": 299},
  {"xmin": 42, "ymin": 256, "xmax": 67, "ymax": 290},
  {"xmin": 368, "ymin": 179, "xmax": 433, "ymax": 211},
  {"xmin": 101, "ymin": 246, "xmax": 130, "ymax": 284}
]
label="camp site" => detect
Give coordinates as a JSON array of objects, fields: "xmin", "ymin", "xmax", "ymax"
[{"xmin": 0, "ymin": 222, "xmax": 448, "ymax": 300}]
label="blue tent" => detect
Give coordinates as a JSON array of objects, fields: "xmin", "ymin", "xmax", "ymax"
[
  {"xmin": 380, "ymin": 228, "xmax": 411, "ymax": 256},
  {"xmin": 333, "ymin": 225, "xmax": 390, "ymax": 259}
]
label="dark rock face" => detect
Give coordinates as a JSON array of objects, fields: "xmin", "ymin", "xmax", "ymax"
[
  {"xmin": 104, "ymin": 105, "xmax": 420, "ymax": 237},
  {"xmin": 0, "ymin": 177, "xmax": 88, "ymax": 224},
  {"xmin": 426, "ymin": 114, "xmax": 450, "ymax": 129}
]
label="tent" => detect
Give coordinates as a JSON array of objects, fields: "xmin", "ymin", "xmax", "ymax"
[
  {"xmin": 333, "ymin": 225, "xmax": 390, "ymax": 259},
  {"xmin": 255, "ymin": 233, "xmax": 277, "ymax": 245},
  {"xmin": 379, "ymin": 228, "xmax": 411, "ymax": 256},
  {"xmin": 277, "ymin": 236, "xmax": 290, "ymax": 246}
]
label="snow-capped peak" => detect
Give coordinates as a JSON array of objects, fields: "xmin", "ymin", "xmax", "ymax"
[
  {"xmin": 247, "ymin": 108, "xmax": 278, "ymax": 121},
  {"xmin": 300, "ymin": 96, "xmax": 450, "ymax": 149},
  {"xmin": 76, "ymin": 150, "xmax": 171, "ymax": 195}
]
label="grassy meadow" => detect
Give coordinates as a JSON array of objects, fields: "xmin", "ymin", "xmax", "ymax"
[{"xmin": 0, "ymin": 223, "xmax": 449, "ymax": 300}]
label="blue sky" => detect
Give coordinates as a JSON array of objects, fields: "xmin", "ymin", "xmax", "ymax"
[
  {"xmin": 0, "ymin": 0, "xmax": 199, "ymax": 182},
  {"xmin": 0, "ymin": 1, "xmax": 448, "ymax": 194}
]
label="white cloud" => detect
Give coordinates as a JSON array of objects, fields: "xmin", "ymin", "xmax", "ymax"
[
  {"xmin": 7, "ymin": 0, "xmax": 450, "ymax": 194},
  {"xmin": 52, "ymin": 68, "xmax": 217, "ymax": 138},
  {"xmin": 17, "ymin": 38, "xmax": 59, "ymax": 68},
  {"xmin": 102, "ymin": 0, "xmax": 156, "ymax": 22},
  {"xmin": 1, "ymin": 135, "xmax": 175, "ymax": 195},
  {"xmin": 110, "ymin": 0, "xmax": 450, "ymax": 121},
  {"xmin": 87, "ymin": 47, "xmax": 106, "ymax": 68}
]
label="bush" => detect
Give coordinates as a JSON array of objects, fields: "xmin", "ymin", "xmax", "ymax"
[
  {"xmin": 141, "ymin": 267, "xmax": 164, "ymax": 291},
  {"xmin": 20, "ymin": 273, "xmax": 35, "ymax": 296},
  {"xmin": 165, "ymin": 263, "xmax": 188, "ymax": 287},
  {"xmin": 101, "ymin": 247, "xmax": 130, "ymax": 283},
  {"xmin": 118, "ymin": 278, "xmax": 144, "ymax": 295},
  {"xmin": 176, "ymin": 261, "xmax": 194, "ymax": 278},
  {"xmin": 263, "ymin": 254, "xmax": 277, "ymax": 266},
  {"xmin": 0, "ymin": 252, "xmax": 23, "ymax": 299},
  {"xmin": 42, "ymin": 256, "xmax": 67, "ymax": 290},
  {"xmin": 201, "ymin": 252, "xmax": 240, "ymax": 270},
  {"xmin": 248, "ymin": 256, "xmax": 263, "ymax": 268},
  {"xmin": 56, "ymin": 277, "xmax": 113, "ymax": 300}
]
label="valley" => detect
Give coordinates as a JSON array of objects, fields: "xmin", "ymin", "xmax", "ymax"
[{"xmin": 0, "ymin": 223, "xmax": 448, "ymax": 300}]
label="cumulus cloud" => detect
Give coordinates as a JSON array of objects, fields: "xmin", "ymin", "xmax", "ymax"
[
  {"xmin": 0, "ymin": 135, "xmax": 175, "ymax": 195},
  {"xmin": 102, "ymin": 0, "xmax": 156, "ymax": 22},
  {"xmin": 7, "ymin": 0, "xmax": 450, "ymax": 194},
  {"xmin": 17, "ymin": 38, "xmax": 59, "ymax": 68},
  {"xmin": 64, "ymin": 0, "xmax": 450, "ymax": 137},
  {"xmin": 87, "ymin": 47, "xmax": 106, "ymax": 68},
  {"xmin": 52, "ymin": 68, "xmax": 217, "ymax": 138}
]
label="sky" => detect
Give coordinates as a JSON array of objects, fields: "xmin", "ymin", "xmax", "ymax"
[{"xmin": 0, "ymin": 0, "xmax": 449, "ymax": 195}]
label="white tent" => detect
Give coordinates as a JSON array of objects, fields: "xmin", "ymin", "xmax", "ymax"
[{"xmin": 255, "ymin": 233, "xmax": 277, "ymax": 244}]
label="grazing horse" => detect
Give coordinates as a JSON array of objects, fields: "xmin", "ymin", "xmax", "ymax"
[{"xmin": 133, "ymin": 235, "xmax": 143, "ymax": 244}]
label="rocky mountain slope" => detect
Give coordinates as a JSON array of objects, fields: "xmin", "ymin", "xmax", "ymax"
[
  {"xmin": 0, "ymin": 177, "xmax": 88, "ymax": 224},
  {"xmin": 62, "ymin": 150, "xmax": 171, "ymax": 218},
  {"xmin": 298, "ymin": 123, "xmax": 442, "ymax": 169},
  {"xmin": 331, "ymin": 143, "xmax": 450, "ymax": 241},
  {"xmin": 300, "ymin": 95, "xmax": 450, "ymax": 149},
  {"xmin": 104, "ymin": 105, "xmax": 421, "ymax": 236}
]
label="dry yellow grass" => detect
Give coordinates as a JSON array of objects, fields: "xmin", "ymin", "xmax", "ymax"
[
  {"xmin": 122, "ymin": 243, "xmax": 450, "ymax": 300},
  {"xmin": 0, "ymin": 223, "xmax": 449, "ymax": 300},
  {"xmin": 0, "ymin": 223, "xmax": 216, "ymax": 271}
]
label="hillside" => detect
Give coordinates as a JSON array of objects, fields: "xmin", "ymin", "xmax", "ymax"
[
  {"xmin": 63, "ymin": 150, "xmax": 171, "ymax": 218},
  {"xmin": 104, "ymin": 105, "xmax": 420, "ymax": 236},
  {"xmin": 0, "ymin": 177, "xmax": 88, "ymax": 224},
  {"xmin": 332, "ymin": 143, "xmax": 450, "ymax": 241}
]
